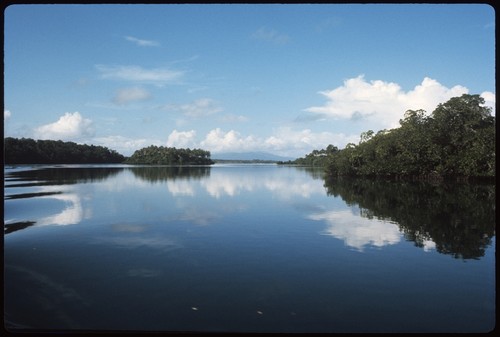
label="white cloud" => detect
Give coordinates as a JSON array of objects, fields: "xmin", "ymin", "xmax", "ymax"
[
  {"xmin": 481, "ymin": 91, "xmax": 496, "ymax": 116},
  {"xmin": 305, "ymin": 75, "xmax": 469, "ymax": 129},
  {"xmin": 34, "ymin": 112, "xmax": 94, "ymax": 141},
  {"xmin": 264, "ymin": 127, "xmax": 358, "ymax": 157},
  {"xmin": 4, "ymin": 109, "xmax": 11, "ymax": 121},
  {"xmin": 252, "ymin": 27, "xmax": 290, "ymax": 45},
  {"xmin": 198, "ymin": 127, "xmax": 356, "ymax": 158},
  {"xmin": 200, "ymin": 128, "xmax": 258, "ymax": 153},
  {"xmin": 166, "ymin": 129, "xmax": 197, "ymax": 148},
  {"xmin": 96, "ymin": 64, "xmax": 183, "ymax": 85},
  {"xmin": 124, "ymin": 35, "xmax": 160, "ymax": 47},
  {"xmin": 112, "ymin": 86, "xmax": 152, "ymax": 105},
  {"xmin": 92, "ymin": 135, "xmax": 165, "ymax": 156},
  {"xmin": 93, "ymin": 125, "xmax": 359, "ymax": 159}
]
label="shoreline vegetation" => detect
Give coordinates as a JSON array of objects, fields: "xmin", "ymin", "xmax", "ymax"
[
  {"xmin": 4, "ymin": 94, "xmax": 495, "ymax": 182},
  {"xmin": 279, "ymin": 94, "xmax": 495, "ymax": 182},
  {"xmin": 123, "ymin": 145, "xmax": 213, "ymax": 165},
  {"xmin": 3, "ymin": 139, "xmax": 215, "ymax": 166}
]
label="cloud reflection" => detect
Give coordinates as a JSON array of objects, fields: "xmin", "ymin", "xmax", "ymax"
[
  {"xmin": 167, "ymin": 180, "xmax": 195, "ymax": 196},
  {"xmin": 201, "ymin": 174, "xmax": 254, "ymax": 198},
  {"xmin": 422, "ymin": 240, "xmax": 436, "ymax": 252},
  {"xmin": 92, "ymin": 235, "xmax": 182, "ymax": 252},
  {"xmin": 308, "ymin": 209, "xmax": 402, "ymax": 251},
  {"xmin": 198, "ymin": 169, "xmax": 325, "ymax": 199},
  {"xmin": 38, "ymin": 192, "xmax": 83, "ymax": 226},
  {"xmin": 177, "ymin": 208, "xmax": 221, "ymax": 226}
]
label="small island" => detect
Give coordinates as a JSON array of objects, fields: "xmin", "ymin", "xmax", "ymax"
[{"xmin": 124, "ymin": 145, "xmax": 214, "ymax": 165}]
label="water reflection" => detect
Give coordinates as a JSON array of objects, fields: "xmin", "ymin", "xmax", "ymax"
[
  {"xmin": 309, "ymin": 209, "xmax": 401, "ymax": 251},
  {"xmin": 199, "ymin": 166, "xmax": 326, "ymax": 199},
  {"xmin": 129, "ymin": 166, "xmax": 211, "ymax": 182},
  {"xmin": 91, "ymin": 234, "xmax": 182, "ymax": 252},
  {"xmin": 4, "ymin": 165, "xmax": 495, "ymax": 261},
  {"xmin": 323, "ymin": 177, "xmax": 495, "ymax": 259},
  {"xmin": 4, "ymin": 221, "xmax": 36, "ymax": 234},
  {"xmin": 37, "ymin": 191, "xmax": 84, "ymax": 226},
  {"xmin": 5, "ymin": 166, "xmax": 124, "ymax": 187},
  {"xmin": 4, "ymin": 165, "xmax": 496, "ymax": 332},
  {"xmin": 4, "ymin": 183, "xmax": 86, "ymax": 230},
  {"xmin": 167, "ymin": 180, "xmax": 196, "ymax": 196}
]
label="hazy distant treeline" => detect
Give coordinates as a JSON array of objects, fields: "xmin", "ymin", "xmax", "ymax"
[{"xmin": 4, "ymin": 137, "xmax": 126, "ymax": 164}]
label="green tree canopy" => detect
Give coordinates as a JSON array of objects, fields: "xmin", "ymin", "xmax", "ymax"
[
  {"xmin": 124, "ymin": 145, "xmax": 214, "ymax": 165},
  {"xmin": 324, "ymin": 94, "xmax": 495, "ymax": 180},
  {"xmin": 4, "ymin": 137, "xmax": 126, "ymax": 164}
]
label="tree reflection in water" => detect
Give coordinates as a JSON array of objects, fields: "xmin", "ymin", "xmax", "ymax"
[
  {"xmin": 129, "ymin": 166, "xmax": 211, "ymax": 182},
  {"xmin": 323, "ymin": 176, "xmax": 495, "ymax": 260}
]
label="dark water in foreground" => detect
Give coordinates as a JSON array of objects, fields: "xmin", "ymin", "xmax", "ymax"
[{"xmin": 4, "ymin": 164, "xmax": 495, "ymax": 333}]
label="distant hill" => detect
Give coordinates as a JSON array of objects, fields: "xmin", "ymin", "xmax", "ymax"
[{"xmin": 212, "ymin": 151, "xmax": 294, "ymax": 162}]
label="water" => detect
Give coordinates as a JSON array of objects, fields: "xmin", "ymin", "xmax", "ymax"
[{"xmin": 3, "ymin": 164, "xmax": 495, "ymax": 333}]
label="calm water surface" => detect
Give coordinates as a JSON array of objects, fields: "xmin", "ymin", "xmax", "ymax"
[{"xmin": 4, "ymin": 164, "xmax": 495, "ymax": 333}]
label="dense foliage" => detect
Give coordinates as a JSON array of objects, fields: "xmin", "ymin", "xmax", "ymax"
[
  {"xmin": 278, "ymin": 144, "xmax": 339, "ymax": 166},
  {"xmin": 325, "ymin": 94, "xmax": 495, "ymax": 179},
  {"xmin": 124, "ymin": 145, "xmax": 214, "ymax": 165},
  {"xmin": 4, "ymin": 137, "xmax": 125, "ymax": 164}
]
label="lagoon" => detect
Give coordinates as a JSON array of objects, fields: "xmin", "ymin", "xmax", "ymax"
[{"xmin": 3, "ymin": 164, "xmax": 495, "ymax": 333}]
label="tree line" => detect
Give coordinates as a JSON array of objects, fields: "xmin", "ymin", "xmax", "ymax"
[
  {"xmin": 124, "ymin": 145, "xmax": 214, "ymax": 165},
  {"xmin": 278, "ymin": 144, "xmax": 339, "ymax": 167},
  {"xmin": 4, "ymin": 138, "xmax": 216, "ymax": 166},
  {"xmin": 4, "ymin": 137, "xmax": 126, "ymax": 164},
  {"xmin": 284, "ymin": 94, "xmax": 495, "ymax": 180}
]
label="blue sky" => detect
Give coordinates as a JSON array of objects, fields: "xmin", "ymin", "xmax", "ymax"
[{"xmin": 4, "ymin": 4, "xmax": 495, "ymax": 158}]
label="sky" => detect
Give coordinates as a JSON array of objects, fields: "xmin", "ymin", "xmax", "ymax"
[{"xmin": 3, "ymin": 4, "xmax": 496, "ymax": 158}]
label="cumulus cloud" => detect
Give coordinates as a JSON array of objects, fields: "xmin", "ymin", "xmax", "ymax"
[
  {"xmin": 166, "ymin": 129, "xmax": 197, "ymax": 148},
  {"xmin": 305, "ymin": 75, "xmax": 469, "ymax": 129},
  {"xmin": 124, "ymin": 35, "xmax": 160, "ymax": 47},
  {"xmin": 34, "ymin": 112, "xmax": 94, "ymax": 140},
  {"xmin": 200, "ymin": 128, "xmax": 258, "ymax": 153},
  {"xmin": 112, "ymin": 86, "xmax": 152, "ymax": 105},
  {"xmin": 252, "ymin": 27, "xmax": 290, "ymax": 45},
  {"xmin": 481, "ymin": 91, "xmax": 496, "ymax": 116},
  {"xmin": 93, "ymin": 135, "xmax": 164, "ymax": 156},
  {"xmin": 4, "ymin": 109, "xmax": 11, "ymax": 121},
  {"xmin": 96, "ymin": 64, "xmax": 183, "ymax": 85},
  {"xmin": 263, "ymin": 127, "xmax": 358, "ymax": 157},
  {"xmin": 197, "ymin": 127, "xmax": 356, "ymax": 158}
]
